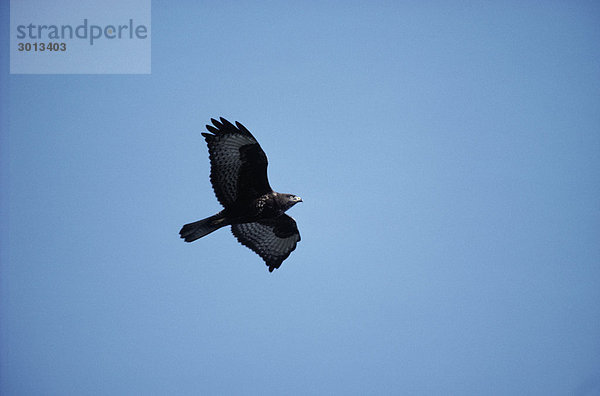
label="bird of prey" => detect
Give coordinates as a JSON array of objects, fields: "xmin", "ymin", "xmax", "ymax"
[{"xmin": 179, "ymin": 117, "xmax": 302, "ymax": 272}]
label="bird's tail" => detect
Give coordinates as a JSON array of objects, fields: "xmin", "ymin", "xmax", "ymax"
[{"xmin": 179, "ymin": 212, "xmax": 227, "ymax": 242}]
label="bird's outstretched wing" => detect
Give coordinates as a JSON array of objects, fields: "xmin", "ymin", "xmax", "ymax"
[
  {"xmin": 201, "ymin": 118, "xmax": 272, "ymax": 207},
  {"xmin": 231, "ymin": 214, "xmax": 301, "ymax": 272}
]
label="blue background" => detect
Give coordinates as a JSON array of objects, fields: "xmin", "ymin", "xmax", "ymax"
[{"xmin": 1, "ymin": 1, "xmax": 599, "ymax": 395}]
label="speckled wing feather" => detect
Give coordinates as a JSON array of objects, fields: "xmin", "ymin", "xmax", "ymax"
[
  {"xmin": 231, "ymin": 215, "xmax": 301, "ymax": 272},
  {"xmin": 201, "ymin": 118, "xmax": 272, "ymax": 207}
]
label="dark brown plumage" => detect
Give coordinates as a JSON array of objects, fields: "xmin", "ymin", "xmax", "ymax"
[{"xmin": 179, "ymin": 117, "xmax": 302, "ymax": 272}]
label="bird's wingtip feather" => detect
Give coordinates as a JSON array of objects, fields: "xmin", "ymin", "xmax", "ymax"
[{"xmin": 205, "ymin": 125, "xmax": 219, "ymax": 134}]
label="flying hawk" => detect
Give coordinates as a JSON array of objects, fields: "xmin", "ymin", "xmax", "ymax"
[{"xmin": 179, "ymin": 117, "xmax": 302, "ymax": 272}]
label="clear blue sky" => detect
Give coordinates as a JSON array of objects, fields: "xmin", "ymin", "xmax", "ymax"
[{"xmin": 2, "ymin": 1, "xmax": 600, "ymax": 395}]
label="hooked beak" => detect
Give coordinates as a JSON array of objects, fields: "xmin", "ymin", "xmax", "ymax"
[{"xmin": 295, "ymin": 196, "xmax": 303, "ymax": 203}]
